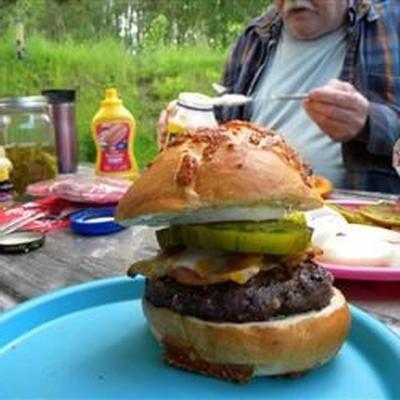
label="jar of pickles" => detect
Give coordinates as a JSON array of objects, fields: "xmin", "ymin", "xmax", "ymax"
[{"xmin": 0, "ymin": 96, "xmax": 58, "ymax": 195}]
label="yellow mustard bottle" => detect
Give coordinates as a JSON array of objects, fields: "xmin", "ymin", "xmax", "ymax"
[{"xmin": 91, "ymin": 88, "xmax": 139, "ymax": 180}]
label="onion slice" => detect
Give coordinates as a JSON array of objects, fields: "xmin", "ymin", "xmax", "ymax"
[{"xmin": 120, "ymin": 205, "xmax": 289, "ymax": 227}]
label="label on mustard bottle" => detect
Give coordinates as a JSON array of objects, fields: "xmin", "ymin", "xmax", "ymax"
[{"xmin": 96, "ymin": 121, "xmax": 132, "ymax": 173}]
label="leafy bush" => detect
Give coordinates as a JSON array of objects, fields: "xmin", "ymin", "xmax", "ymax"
[{"xmin": 142, "ymin": 14, "xmax": 169, "ymax": 50}]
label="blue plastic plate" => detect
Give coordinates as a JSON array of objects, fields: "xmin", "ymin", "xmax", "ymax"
[{"xmin": 1, "ymin": 277, "xmax": 399, "ymax": 399}]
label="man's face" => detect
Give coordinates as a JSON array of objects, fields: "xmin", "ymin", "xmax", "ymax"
[{"xmin": 274, "ymin": 0, "xmax": 348, "ymax": 40}]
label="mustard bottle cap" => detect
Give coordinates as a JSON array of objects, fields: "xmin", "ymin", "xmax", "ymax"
[{"xmin": 101, "ymin": 88, "xmax": 122, "ymax": 107}]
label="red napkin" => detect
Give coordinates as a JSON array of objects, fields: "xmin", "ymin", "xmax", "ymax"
[{"xmin": 0, "ymin": 197, "xmax": 75, "ymax": 233}]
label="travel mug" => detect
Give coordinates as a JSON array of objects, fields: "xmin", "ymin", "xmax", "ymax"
[{"xmin": 42, "ymin": 89, "xmax": 79, "ymax": 174}]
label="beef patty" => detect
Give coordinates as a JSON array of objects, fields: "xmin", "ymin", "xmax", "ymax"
[{"xmin": 145, "ymin": 261, "xmax": 333, "ymax": 323}]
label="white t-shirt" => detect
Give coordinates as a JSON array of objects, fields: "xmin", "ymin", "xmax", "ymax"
[{"xmin": 251, "ymin": 27, "xmax": 347, "ymax": 186}]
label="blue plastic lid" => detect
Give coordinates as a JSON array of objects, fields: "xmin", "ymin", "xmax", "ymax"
[{"xmin": 70, "ymin": 207, "xmax": 126, "ymax": 236}]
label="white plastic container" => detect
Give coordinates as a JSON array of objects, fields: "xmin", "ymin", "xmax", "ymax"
[{"xmin": 158, "ymin": 93, "xmax": 218, "ymax": 150}]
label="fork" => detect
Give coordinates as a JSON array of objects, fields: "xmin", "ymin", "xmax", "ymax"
[{"xmin": 0, "ymin": 211, "xmax": 43, "ymax": 237}]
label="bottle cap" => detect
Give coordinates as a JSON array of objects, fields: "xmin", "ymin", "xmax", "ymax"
[
  {"xmin": 178, "ymin": 92, "xmax": 214, "ymax": 111},
  {"xmin": 101, "ymin": 88, "xmax": 122, "ymax": 107},
  {"xmin": 0, "ymin": 231, "xmax": 45, "ymax": 254},
  {"xmin": 70, "ymin": 207, "xmax": 126, "ymax": 236}
]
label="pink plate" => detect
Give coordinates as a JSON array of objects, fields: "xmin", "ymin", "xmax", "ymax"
[
  {"xmin": 321, "ymin": 262, "xmax": 400, "ymax": 281},
  {"xmin": 321, "ymin": 198, "xmax": 400, "ymax": 281}
]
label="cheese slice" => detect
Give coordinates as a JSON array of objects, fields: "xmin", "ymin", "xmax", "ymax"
[{"xmin": 127, "ymin": 250, "xmax": 280, "ymax": 285}]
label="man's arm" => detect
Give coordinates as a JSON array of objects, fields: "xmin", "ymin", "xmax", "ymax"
[
  {"xmin": 304, "ymin": 79, "xmax": 400, "ymax": 157},
  {"xmin": 366, "ymin": 101, "xmax": 400, "ymax": 156},
  {"xmin": 304, "ymin": 1, "xmax": 400, "ymax": 158}
]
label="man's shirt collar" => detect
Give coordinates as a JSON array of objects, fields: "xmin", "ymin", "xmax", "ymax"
[
  {"xmin": 250, "ymin": 0, "xmax": 379, "ymax": 40},
  {"xmin": 348, "ymin": 0, "xmax": 379, "ymax": 25}
]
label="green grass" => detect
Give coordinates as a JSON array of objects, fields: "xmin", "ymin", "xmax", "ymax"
[{"xmin": 0, "ymin": 33, "xmax": 228, "ymax": 168}]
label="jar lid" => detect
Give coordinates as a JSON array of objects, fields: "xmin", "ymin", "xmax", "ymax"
[
  {"xmin": 0, "ymin": 96, "xmax": 48, "ymax": 112},
  {"xmin": 177, "ymin": 92, "xmax": 214, "ymax": 111},
  {"xmin": 0, "ymin": 231, "xmax": 45, "ymax": 254},
  {"xmin": 101, "ymin": 88, "xmax": 122, "ymax": 107}
]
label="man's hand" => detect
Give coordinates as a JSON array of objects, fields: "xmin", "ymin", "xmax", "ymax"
[{"xmin": 303, "ymin": 79, "xmax": 369, "ymax": 142}]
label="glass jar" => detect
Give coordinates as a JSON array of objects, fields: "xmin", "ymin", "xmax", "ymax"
[{"xmin": 0, "ymin": 96, "xmax": 58, "ymax": 195}]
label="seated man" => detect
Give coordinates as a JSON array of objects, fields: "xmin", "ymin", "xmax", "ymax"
[{"xmin": 218, "ymin": 0, "xmax": 400, "ymax": 193}]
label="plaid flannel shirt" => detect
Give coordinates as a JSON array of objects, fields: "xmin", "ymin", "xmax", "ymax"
[{"xmin": 219, "ymin": 0, "xmax": 400, "ymax": 191}]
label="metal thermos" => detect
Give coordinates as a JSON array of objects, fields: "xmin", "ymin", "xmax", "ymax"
[{"xmin": 42, "ymin": 90, "xmax": 78, "ymax": 173}]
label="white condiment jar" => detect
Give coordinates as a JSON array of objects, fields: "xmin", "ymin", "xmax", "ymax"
[
  {"xmin": 159, "ymin": 93, "xmax": 218, "ymax": 150},
  {"xmin": 158, "ymin": 91, "xmax": 252, "ymax": 150},
  {"xmin": 169, "ymin": 92, "xmax": 218, "ymax": 132}
]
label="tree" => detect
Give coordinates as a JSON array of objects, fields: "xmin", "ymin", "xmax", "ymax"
[{"xmin": 0, "ymin": 0, "xmax": 269, "ymax": 48}]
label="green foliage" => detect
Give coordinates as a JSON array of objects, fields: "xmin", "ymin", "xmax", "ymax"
[
  {"xmin": 0, "ymin": 0, "xmax": 271, "ymax": 167},
  {"xmin": 0, "ymin": 32, "xmax": 227, "ymax": 167},
  {"xmin": 0, "ymin": 0, "xmax": 269, "ymax": 47},
  {"xmin": 142, "ymin": 14, "xmax": 169, "ymax": 50}
]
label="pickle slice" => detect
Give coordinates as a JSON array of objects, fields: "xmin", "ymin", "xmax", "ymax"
[
  {"xmin": 156, "ymin": 226, "xmax": 183, "ymax": 249},
  {"xmin": 181, "ymin": 221, "xmax": 311, "ymax": 254},
  {"xmin": 157, "ymin": 221, "xmax": 312, "ymax": 255},
  {"xmin": 327, "ymin": 204, "xmax": 372, "ymax": 225},
  {"xmin": 359, "ymin": 204, "xmax": 400, "ymax": 228}
]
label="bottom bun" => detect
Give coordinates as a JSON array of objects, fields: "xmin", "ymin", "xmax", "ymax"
[{"xmin": 142, "ymin": 287, "xmax": 351, "ymax": 383}]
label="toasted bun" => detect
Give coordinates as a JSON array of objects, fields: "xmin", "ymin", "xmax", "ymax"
[
  {"xmin": 143, "ymin": 287, "xmax": 350, "ymax": 382},
  {"xmin": 116, "ymin": 121, "xmax": 322, "ymax": 223},
  {"xmin": 310, "ymin": 175, "xmax": 333, "ymax": 198}
]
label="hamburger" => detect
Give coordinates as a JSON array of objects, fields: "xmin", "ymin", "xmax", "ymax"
[{"xmin": 115, "ymin": 120, "xmax": 351, "ymax": 383}]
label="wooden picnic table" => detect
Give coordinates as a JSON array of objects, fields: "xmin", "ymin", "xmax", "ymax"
[{"xmin": 0, "ymin": 224, "xmax": 399, "ymax": 334}]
